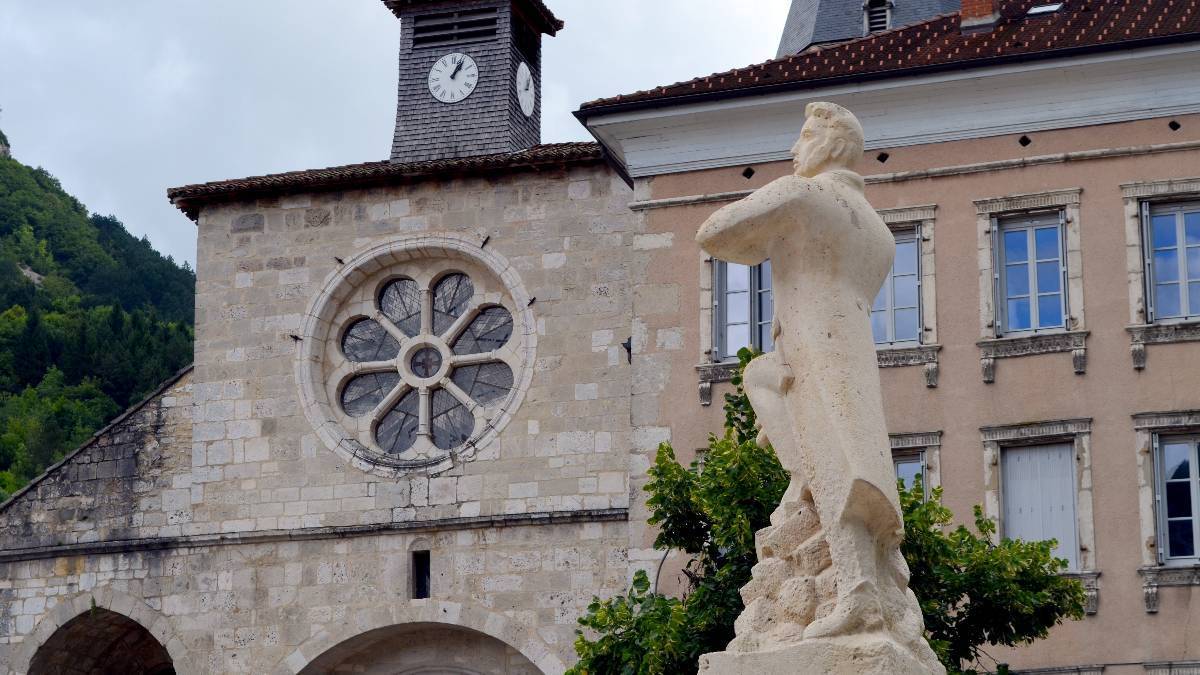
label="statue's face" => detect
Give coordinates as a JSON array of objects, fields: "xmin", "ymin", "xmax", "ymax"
[{"xmin": 792, "ymin": 119, "xmax": 839, "ymax": 177}]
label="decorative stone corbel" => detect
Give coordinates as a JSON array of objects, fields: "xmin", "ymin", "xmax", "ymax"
[
  {"xmin": 1072, "ymin": 347, "xmax": 1087, "ymax": 375},
  {"xmin": 1144, "ymin": 582, "xmax": 1159, "ymax": 613},
  {"xmin": 923, "ymin": 361, "xmax": 939, "ymax": 388},
  {"xmin": 1062, "ymin": 571, "xmax": 1100, "ymax": 615},
  {"xmin": 981, "ymin": 356, "xmax": 995, "ymax": 384},
  {"xmin": 1132, "ymin": 341, "xmax": 1147, "ymax": 370},
  {"xmin": 695, "ymin": 362, "xmax": 740, "ymax": 406}
]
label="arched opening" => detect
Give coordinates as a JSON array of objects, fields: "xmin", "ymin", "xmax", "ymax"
[
  {"xmin": 299, "ymin": 622, "xmax": 542, "ymax": 675},
  {"xmin": 29, "ymin": 607, "xmax": 174, "ymax": 675}
]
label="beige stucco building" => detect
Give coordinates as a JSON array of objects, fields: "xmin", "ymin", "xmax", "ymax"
[
  {"xmin": 4, "ymin": 0, "xmax": 1200, "ymax": 673},
  {"xmin": 578, "ymin": 1, "xmax": 1200, "ymax": 673}
]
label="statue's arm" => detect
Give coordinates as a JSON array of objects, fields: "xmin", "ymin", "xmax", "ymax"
[{"xmin": 695, "ymin": 177, "xmax": 803, "ymax": 265}]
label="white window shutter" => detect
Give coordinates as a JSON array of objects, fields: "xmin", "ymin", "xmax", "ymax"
[
  {"xmin": 1141, "ymin": 201, "xmax": 1156, "ymax": 323},
  {"xmin": 1152, "ymin": 433, "xmax": 1166, "ymax": 564},
  {"xmin": 991, "ymin": 217, "xmax": 1002, "ymax": 335},
  {"xmin": 1002, "ymin": 444, "xmax": 1079, "ymax": 570},
  {"xmin": 1058, "ymin": 211, "xmax": 1070, "ymax": 325}
]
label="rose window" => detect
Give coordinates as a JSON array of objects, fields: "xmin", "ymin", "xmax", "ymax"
[
  {"xmin": 334, "ymin": 271, "xmax": 518, "ymax": 462},
  {"xmin": 298, "ymin": 239, "xmax": 534, "ymax": 475}
]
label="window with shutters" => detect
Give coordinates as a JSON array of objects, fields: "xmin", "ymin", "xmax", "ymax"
[
  {"xmin": 981, "ymin": 419, "xmax": 1095, "ymax": 575},
  {"xmin": 995, "ymin": 212, "xmax": 1068, "ymax": 336},
  {"xmin": 1155, "ymin": 436, "xmax": 1200, "ymax": 562},
  {"xmin": 890, "ymin": 431, "xmax": 941, "ymax": 500},
  {"xmin": 1001, "ymin": 443, "xmax": 1079, "ymax": 570},
  {"xmin": 713, "ymin": 260, "xmax": 773, "ymax": 361},
  {"xmin": 1143, "ymin": 201, "xmax": 1200, "ymax": 323},
  {"xmin": 973, "ymin": 190, "xmax": 1086, "ymax": 381},
  {"xmin": 872, "ymin": 228, "xmax": 921, "ymax": 346},
  {"xmin": 864, "ymin": 0, "xmax": 891, "ymax": 34}
]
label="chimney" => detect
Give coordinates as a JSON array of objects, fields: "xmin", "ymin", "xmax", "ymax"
[{"xmin": 961, "ymin": 0, "xmax": 999, "ymax": 32}]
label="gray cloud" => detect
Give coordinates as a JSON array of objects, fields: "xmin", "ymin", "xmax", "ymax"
[{"xmin": 0, "ymin": 0, "xmax": 789, "ymax": 265}]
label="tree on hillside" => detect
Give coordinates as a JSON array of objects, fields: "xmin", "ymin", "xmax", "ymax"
[{"xmin": 567, "ymin": 350, "xmax": 1086, "ymax": 675}]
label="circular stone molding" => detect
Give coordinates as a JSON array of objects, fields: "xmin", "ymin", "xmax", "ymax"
[{"xmin": 297, "ymin": 235, "xmax": 536, "ymax": 477}]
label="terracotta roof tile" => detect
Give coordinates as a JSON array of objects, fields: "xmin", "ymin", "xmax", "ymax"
[
  {"xmin": 167, "ymin": 142, "xmax": 602, "ymax": 220},
  {"xmin": 578, "ymin": 0, "xmax": 1200, "ymax": 113}
]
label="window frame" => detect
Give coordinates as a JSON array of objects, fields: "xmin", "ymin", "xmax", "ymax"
[
  {"xmin": 1153, "ymin": 433, "xmax": 1200, "ymax": 565},
  {"xmin": 992, "ymin": 210, "xmax": 1069, "ymax": 337},
  {"xmin": 873, "ymin": 227, "xmax": 923, "ymax": 347},
  {"xmin": 1143, "ymin": 200, "xmax": 1200, "ymax": 324},
  {"xmin": 713, "ymin": 260, "xmax": 773, "ymax": 362},
  {"xmin": 892, "ymin": 449, "xmax": 926, "ymax": 498}
]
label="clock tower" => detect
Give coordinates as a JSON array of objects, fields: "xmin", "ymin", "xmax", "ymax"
[{"xmin": 382, "ymin": 0, "xmax": 562, "ymax": 163}]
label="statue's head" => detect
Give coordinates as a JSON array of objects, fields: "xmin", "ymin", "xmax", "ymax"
[{"xmin": 792, "ymin": 102, "xmax": 864, "ymax": 177}]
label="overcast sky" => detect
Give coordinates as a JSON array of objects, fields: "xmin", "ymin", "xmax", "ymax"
[{"xmin": 0, "ymin": 1, "xmax": 791, "ymax": 266}]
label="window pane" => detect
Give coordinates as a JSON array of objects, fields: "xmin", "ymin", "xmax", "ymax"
[
  {"xmin": 725, "ymin": 291, "xmax": 750, "ymax": 323},
  {"xmin": 1187, "ymin": 213, "xmax": 1200, "ymax": 245},
  {"xmin": 430, "ymin": 388, "xmax": 474, "ymax": 450},
  {"xmin": 1157, "ymin": 283, "xmax": 1182, "ymax": 317},
  {"xmin": 1035, "ymin": 227, "xmax": 1059, "ymax": 260},
  {"xmin": 1037, "ymin": 294, "xmax": 1063, "ymax": 328},
  {"xmin": 1004, "ymin": 230, "xmax": 1028, "ymax": 263},
  {"xmin": 1165, "ymin": 442, "xmax": 1191, "ymax": 479},
  {"xmin": 1168, "ymin": 482, "xmax": 1194, "ymax": 518},
  {"xmin": 894, "ymin": 275, "xmax": 918, "ymax": 308},
  {"xmin": 894, "ymin": 241, "xmax": 918, "ymax": 276},
  {"xmin": 726, "ymin": 324, "xmax": 750, "ymax": 354},
  {"xmin": 433, "ymin": 273, "xmax": 475, "ymax": 336},
  {"xmin": 1154, "ymin": 214, "xmax": 1178, "ymax": 248},
  {"xmin": 894, "ymin": 459, "xmax": 922, "ymax": 490},
  {"xmin": 1169, "ymin": 520, "xmax": 1195, "ymax": 558},
  {"xmin": 1156, "ymin": 249, "xmax": 1180, "ymax": 282},
  {"xmin": 376, "ymin": 389, "xmax": 420, "ymax": 455},
  {"xmin": 1006, "ymin": 264, "xmax": 1030, "ymax": 296},
  {"xmin": 452, "ymin": 306, "xmax": 514, "ymax": 355},
  {"xmin": 758, "ymin": 321, "xmax": 774, "ymax": 353},
  {"xmin": 895, "ymin": 308, "xmax": 920, "ymax": 342},
  {"xmin": 1007, "ymin": 298, "xmax": 1031, "ymax": 331},
  {"xmin": 758, "ymin": 290, "xmax": 774, "ymax": 325},
  {"xmin": 1188, "ymin": 248, "xmax": 1200, "ymax": 281},
  {"xmin": 1036, "ymin": 262, "xmax": 1061, "ymax": 293},
  {"xmin": 1191, "ymin": 283, "xmax": 1200, "ymax": 317},
  {"xmin": 726, "ymin": 263, "xmax": 750, "ymax": 292},
  {"xmin": 758, "ymin": 260, "xmax": 772, "ymax": 289},
  {"xmin": 380, "ymin": 278, "xmax": 422, "ymax": 337},
  {"xmin": 451, "ymin": 362, "xmax": 513, "ymax": 406},
  {"xmin": 341, "ymin": 373, "xmax": 401, "ymax": 418},
  {"xmin": 342, "ymin": 319, "xmax": 401, "ymax": 363},
  {"xmin": 871, "ymin": 311, "xmax": 888, "ymax": 343},
  {"xmin": 872, "ymin": 286, "xmax": 888, "ymax": 311}
]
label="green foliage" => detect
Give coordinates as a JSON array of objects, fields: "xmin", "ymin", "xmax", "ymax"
[
  {"xmin": 900, "ymin": 479, "xmax": 1086, "ymax": 672},
  {"xmin": 0, "ymin": 151, "xmax": 194, "ymax": 501},
  {"xmin": 569, "ymin": 349, "xmax": 1085, "ymax": 675},
  {"xmin": 568, "ymin": 349, "xmax": 789, "ymax": 675}
]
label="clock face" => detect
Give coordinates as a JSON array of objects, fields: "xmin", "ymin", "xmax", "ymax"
[
  {"xmin": 428, "ymin": 53, "xmax": 478, "ymax": 104},
  {"xmin": 516, "ymin": 61, "xmax": 535, "ymax": 117}
]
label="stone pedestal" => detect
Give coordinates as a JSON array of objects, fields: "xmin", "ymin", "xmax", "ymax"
[{"xmin": 699, "ymin": 635, "xmax": 939, "ymax": 675}]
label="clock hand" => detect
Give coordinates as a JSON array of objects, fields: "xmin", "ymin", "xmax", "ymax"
[{"xmin": 451, "ymin": 57, "xmax": 465, "ymax": 79}]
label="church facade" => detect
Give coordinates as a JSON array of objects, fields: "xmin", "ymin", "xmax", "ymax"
[{"xmin": 0, "ymin": 2, "xmax": 662, "ymax": 673}]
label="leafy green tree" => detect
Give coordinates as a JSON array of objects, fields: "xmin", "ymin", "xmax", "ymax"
[
  {"xmin": 0, "ymin": 138, "xmax": 195, "ymax": 500},
  {"xmin": 568, "ymin": 350, "xmax": 1085, "ymax": 675}
]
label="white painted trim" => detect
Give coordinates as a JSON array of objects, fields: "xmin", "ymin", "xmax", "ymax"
[{"xmin": 584, "ymin": 43, "xmax": 1200, "ymax": 178}]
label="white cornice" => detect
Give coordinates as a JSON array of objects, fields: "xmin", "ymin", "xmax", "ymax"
[{"xmin": 583, "ymin": 43, "xmax": 1200, "ymax": 179}]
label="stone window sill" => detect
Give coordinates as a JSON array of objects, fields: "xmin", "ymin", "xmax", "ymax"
[
  {"xmin": 1061, "ymin": 570, "xmax": 1100, "ymax": 615},
  {"xmin": 1145, "ymin": 660, "xmax": 1200, "ymax": 674},
  {"xmin": 977, "ymin": 330, "xmax": 1089, "ymax": 383},
  {"xmin": 696, "ymin": 361, "xmax": 741, "ymax": 406},
  {"xmin": 695, "ymin": 343, "xmax": 943, "ymax": 404},
  {"xmin": 1128, "ymin": 322, "xmax": 1200, "ymax": 370},
  {"xmin": 876, "ymin": 344, "xmax": 941, "ymax": 388},
  {"xmin": 1138, "ymin": 564, "xmax": 1200, "ymax": 612}
]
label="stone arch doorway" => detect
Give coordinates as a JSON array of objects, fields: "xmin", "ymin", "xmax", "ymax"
[
  {"xmin": 298, "ymin": 623, "xmax": 542, "ymax": 675},
  {"xmin": 28, "ymin": 607, "xmax": 175, "ymax": 675}
]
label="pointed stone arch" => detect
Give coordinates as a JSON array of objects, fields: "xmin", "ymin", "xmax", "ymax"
[
  {"xmin": 7, "ymin": 588, "xmax": 192, "ymax": 675},
  {"xmin": 277, "ymin": 599, "xmax": 564, "ymax": 675}
]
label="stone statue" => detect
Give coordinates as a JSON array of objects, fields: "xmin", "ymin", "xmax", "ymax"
[{"xmin": 695, "ymin": 102, "xmax": 944, "ymax": 674}]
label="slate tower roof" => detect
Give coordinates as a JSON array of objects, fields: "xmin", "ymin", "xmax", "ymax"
[{"xmin": 777, "ymin": 0, "xmax": 960, "ymax": 56}]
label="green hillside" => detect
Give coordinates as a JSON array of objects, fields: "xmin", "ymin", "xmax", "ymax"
[{"xmin": 0, "ymin": 132, "xmax": 194, "ymax": 500}]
